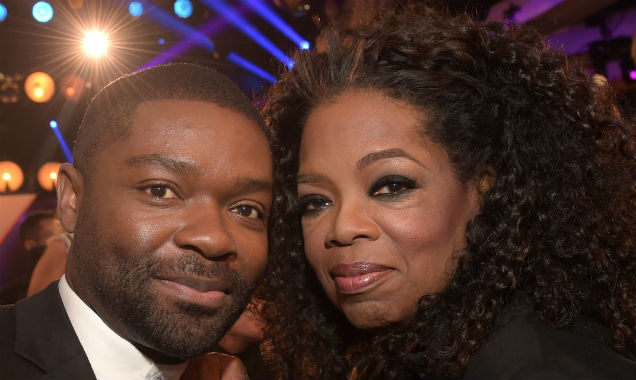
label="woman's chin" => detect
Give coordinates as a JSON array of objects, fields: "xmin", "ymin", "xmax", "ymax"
[{"xmin": 342, "ymin": 301, "xmax": 414, "ymax": 330}]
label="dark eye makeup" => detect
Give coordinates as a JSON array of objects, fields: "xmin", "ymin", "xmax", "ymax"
[
  {"xmin": 369, "ymin": 175, "xmax": 417, "ymax": 198},
  {"xmin": 297, "ymin": 174, "xmax": 417, "ymax": 217}
]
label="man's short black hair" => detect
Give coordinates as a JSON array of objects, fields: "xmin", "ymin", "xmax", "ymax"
[
  {"xmin": 19, "ymin": 210, "xmax": 56, "ymax": 246},
  {"xmin": 73, "ymin": 63, "xmax": 266, "ymax": 174}
]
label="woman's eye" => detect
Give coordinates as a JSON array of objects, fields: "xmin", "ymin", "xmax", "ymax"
[
  {"xmin": 299, "ymin": 195, "xmax": 333, "ymax": 216},
  {"xmin": 370, "ymin": 176, "xmax": 416, "ymax": 197},
  {"xmin": 231, "ymin": 204, "xmax": 263, "ymax": 220},
  {"xmin": 144, "ymin": 185, "xmax": 178, "ymax": 199}
]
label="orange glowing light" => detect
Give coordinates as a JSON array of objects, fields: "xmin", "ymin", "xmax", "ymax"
[
  {"xmin": 60, "ymin": 75, "xmax": 84, "ymax": 101},
  {"xmin": 37, "ymin": 161, "xmax": 62, "ymax": 191},
  {"xmin": 25, "ymin": 72, "xmax": 55, "ymax": 103},
  {"xmin": 0, "ymin": 161, "xmax": 24, "ymax": 193}
]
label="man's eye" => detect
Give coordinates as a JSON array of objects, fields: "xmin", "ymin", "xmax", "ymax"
[
  {"xmin": 299, "ymin": 194, "xmax": 332, "ymax": 216},
  {"xmin": 231, "ymin": 204, "xmax": 263, "ymax": 219},
  {"xmin": 144, "ymin": 185, "xmax": 178, "ymax": 199}
]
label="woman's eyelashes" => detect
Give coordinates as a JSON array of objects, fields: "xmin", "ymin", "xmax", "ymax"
[
  {"xmin": 299, "ymin": 194, "xmax": 333, "ymax": 216},
  {"xmin": 369, "ymin": 175, "xmax": 417, "ymax": 198},
  {"xmin": 298, "ymin": 175, "xmax": 417, "ymax": 215}
]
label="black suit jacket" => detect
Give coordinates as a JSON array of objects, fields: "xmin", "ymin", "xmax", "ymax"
[{"xmin": 0, "ymin": 282, "xmax": 96, "ymax": 379}]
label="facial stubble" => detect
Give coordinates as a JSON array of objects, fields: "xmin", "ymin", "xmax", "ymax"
[{"xmin": 70, "ymin": 212, "xmax": 254, "ymax": 361}]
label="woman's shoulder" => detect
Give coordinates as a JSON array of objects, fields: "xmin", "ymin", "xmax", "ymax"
[{"xmin": 463, "ymin": 294, "xmax": 635, "ymax": 380}]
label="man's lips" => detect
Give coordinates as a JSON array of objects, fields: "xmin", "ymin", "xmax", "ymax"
[
  {"xmin": 156, "ymin": 275, "xmax": 230, "ymax": 308},
  {"xmin": 329, "ymin": 262, "xmax": 394, "ymax": 294},
  {"xmin": 163, "ymin": 275, "xmax": 229, "ymax": 292}
]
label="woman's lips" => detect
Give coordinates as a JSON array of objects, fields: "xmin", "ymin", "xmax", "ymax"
[{"xmin": 329, "ymin": 262, "xmax": 393, "ymax": 294}]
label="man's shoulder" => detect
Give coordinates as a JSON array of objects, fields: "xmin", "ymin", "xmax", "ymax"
[
  {"xmin": 0, "ymin": 283, "xmax": 95, "ymax": 379},
  {"xmin": 463, "ymin": 298, "xmax": 635, "ymax": 379},
  {"xmin": 0, "ymin": 297, "xmax": 46, "ymax": 378},
  {"xmin": 0, "ymin": 302, "xmax": 18, "ymax": 341}
]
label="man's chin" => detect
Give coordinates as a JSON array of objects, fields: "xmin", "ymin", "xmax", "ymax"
[{"xmin": 130, "ymin": 301, "xmax": 241, "ymax": 359}]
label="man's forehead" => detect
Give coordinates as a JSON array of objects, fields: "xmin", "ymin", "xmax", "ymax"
[{"xmin": 132, "ymin": 98, "xmax": 250, "ymax": 122}]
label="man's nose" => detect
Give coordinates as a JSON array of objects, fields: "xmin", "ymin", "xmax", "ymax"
[{"xmin": 173, "ymin": 203, "xmax": 237, "ymax": 260}]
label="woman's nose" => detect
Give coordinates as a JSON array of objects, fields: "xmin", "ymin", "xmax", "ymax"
[{"xmin": 324, "ymin": 200, "xmax": 380, "ymax": 248}]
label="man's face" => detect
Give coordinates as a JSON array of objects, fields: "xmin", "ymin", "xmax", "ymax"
[{"xmin": 60, "ymin": 99, "xmax": 272, "ymax": 360}]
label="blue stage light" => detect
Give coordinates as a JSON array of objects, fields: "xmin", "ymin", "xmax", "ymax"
[
  {"xmin": 32, "ymin": 1, "xmax": 53, "ymax": 23},
  {"xmin": 158, "ymin": 37, "xmax": 165, "ymax": 45},
  {"xmin": 137, "ymin": 0, "xmax": 271, "ymax": 84},
  {"xmin": 0, "ymin": 4, "xmax": 7, "ymax": 22},
  {"xmin": 201, "ymin": 0, "xmax": 294, "ymax": 68},
  {"xmin": 174, "ymin": 0, "xmax": 192, "ymax": 19},
  {"xmin": 227, "ymin": 52, "xmax": 276, "ymax": 83},
  {"xmin": 137, "ymin": 0, "xmax": 214, "ymax": 53},
  {"xmin": 49, "ymin": 121, "xmax": 73, "ymax": 163},
  {"xmin": 129, "ymin": 2, "xmax": 143, "ymax": 17},
  {"xmin": 240, "ymin": 0, "xmax": 310, "ymax": 51}
]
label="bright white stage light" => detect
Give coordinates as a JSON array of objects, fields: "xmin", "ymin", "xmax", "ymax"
[{"xmin": 82, "ymin": 30, "xmax": 109, "ymax": 57}]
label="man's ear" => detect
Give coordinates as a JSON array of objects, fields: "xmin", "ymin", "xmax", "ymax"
[{"xmin": 56, "ymin": 163, "xmax": 84, "ymax": 233}]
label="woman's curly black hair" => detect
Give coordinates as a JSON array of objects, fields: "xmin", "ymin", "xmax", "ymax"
[{"xmin": 256, "ymin": 4, "xmax": 636, "ymax": 379}]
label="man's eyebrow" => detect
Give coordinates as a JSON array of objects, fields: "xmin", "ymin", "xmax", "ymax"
[
  {"xmin": 355, "ymin": 148, "xmax": 420, "ymax": 171},
  {"xmin": 124, "ymin": 154, "xmax": 200, "ymax": 176},
  {"xmin": 236, "ymin": 178, "xmax": 272, "ymax": 192}
]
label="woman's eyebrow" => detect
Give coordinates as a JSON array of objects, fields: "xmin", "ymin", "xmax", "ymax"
[
  {"xmin": 297, "ymin": 173, "xmax": 328, "ymax": 185},
  {"xmin": 355, "ymin": 148, "xmax": 421, "ymax": 171}
]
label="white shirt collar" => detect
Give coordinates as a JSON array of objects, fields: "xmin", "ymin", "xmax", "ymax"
[{"xmin": 58, "ymin": 275, "xmax": 187, "ymax": 380}]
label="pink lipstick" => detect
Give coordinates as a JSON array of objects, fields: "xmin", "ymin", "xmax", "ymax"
[{"xmin": 330, "ymin": 262, "xmax": 393, "ymax": 294}]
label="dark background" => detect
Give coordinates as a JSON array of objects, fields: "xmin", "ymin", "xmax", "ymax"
[{"xmin": 0, "ymin": 0, "xmax": 634, "ymax": 193}]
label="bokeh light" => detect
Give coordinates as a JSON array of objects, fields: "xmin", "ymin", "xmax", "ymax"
[
  {"xmin": 0, "ymin": 3, "xmax": 7, "ymax": 22},
  {"xmin": 66, "ymin": 0, "xmax": 84, "ymax": 10},
  {"xmin": 49, "ymin": 120, "xmax": 58, "ymax": 129},
  {"xmin": 174, "ymin": 0, "xmax": 193, "ymax": 19},
  {"xmin": 60, "ymin": 75, "xmax": 85, "ymax": 101},
  {"xmin": 0, "ymin": 161, "xmax": 24, "ymax": 193},
  {"xmin": 82, "ymin": 30, "xmax": 109, "ymax": 57},
  {"xmin": 24, "ymin": 72, "xmax": 55, "ymax": 103},
  {"xmin": 300, "ymin": 41, "xmax": 310, "ymax": 50},
  {"xmin": 129, "ymin": 1, "xmax": 143, "ymax": 17},
  {"xmin": 38, "ymin": 162, "xmax": 62, "ymax": 191},
  {"xmin": 32, "ymin": 1, "xmax": 53, "ymax": 23}
]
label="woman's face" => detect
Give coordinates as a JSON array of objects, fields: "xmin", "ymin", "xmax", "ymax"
[{"xmin": 297, "ymin": 91, "xmax": 482, "ymax": 329}]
